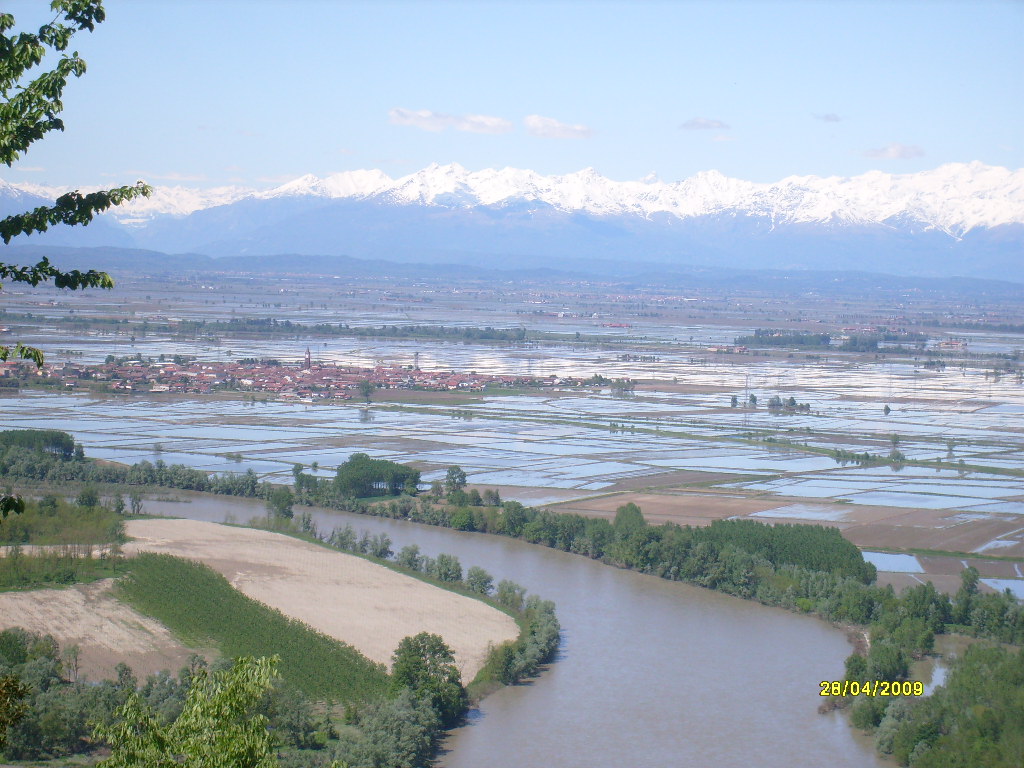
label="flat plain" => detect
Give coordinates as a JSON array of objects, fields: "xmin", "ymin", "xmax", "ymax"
[{"xmin": 3, "ymin": 270, "xmax": 1023, "ymax": 597}]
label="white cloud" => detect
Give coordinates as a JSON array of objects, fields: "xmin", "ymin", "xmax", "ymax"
[
  {"xmin": 680, "ymin": 117, "xmax": 730, "ymax": 130},
  {"xmin": 865, "ymin": 143, "xmax": 925, "ymax": 159},
  {"xmin": 524, "ymin": 114, "xmax": 593, "ymax": 139},
  {"xmin": 460, "ymin": 114, "xmax": 515, "ymax": 134},
  {"xmin": 711, "ymin": 134, "xmax": 734, "ymax": 142},
  {"xmin": 12, "ymin": 166, "xmax": 45, "ymax": 172},
  {"xmin": 814, "ymin": 113, "xmax": 842, "ymax": 123},
  {"xmin": 389, "ymin": 108, "xmax": 513, "ymax": 134}
]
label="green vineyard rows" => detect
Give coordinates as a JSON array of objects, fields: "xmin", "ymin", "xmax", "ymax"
[{"xmin": 116, "ymin": 553, "xmax": 390, "ymax": 702}]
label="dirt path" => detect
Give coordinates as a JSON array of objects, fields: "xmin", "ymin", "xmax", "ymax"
[{"xmin": 123, "ymin": 519, "xmax": 519, "ymax": 681}]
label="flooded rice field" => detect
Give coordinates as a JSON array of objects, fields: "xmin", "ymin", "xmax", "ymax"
[
  {"xmin": 5, "ymin": 295, "xmax": 1024, "ymax": 591},
  {"xmin": 4, "ymin": 343, "xmax": 1024, "ymax": 578}
]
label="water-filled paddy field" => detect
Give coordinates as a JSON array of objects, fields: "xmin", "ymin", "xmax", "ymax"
[{"xmin": 4, "ymin": 347, "xmax": 1024, "ymax": 583}]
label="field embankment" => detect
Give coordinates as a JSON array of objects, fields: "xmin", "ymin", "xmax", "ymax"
[{"xmin": 122, "ymin": 518, "xmax": 519, "ymax": 682}]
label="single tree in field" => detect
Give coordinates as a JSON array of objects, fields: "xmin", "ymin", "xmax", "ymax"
[
  {"xmin": 128, "ymin": 489, "xmax": 144, "ymax": 516},
  {"xmin": 266, "ymin": 486, "xmax": 294, "ymax": 519},
  {"xmin": 357, "ymin": 379, "xmax": 374, "ymax": 402},
  {"xmin": 391, "ymin": 633, "xmax": 467, "ymax": 728},
  {"xmin": 0, "ymin": 0, "xmax": 151, "ymax": 518},
  {"xmin": 444, "ymin": 465, "xmax": 467, "ymax": 494}
]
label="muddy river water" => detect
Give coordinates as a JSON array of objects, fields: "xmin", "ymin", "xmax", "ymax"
[{"xmin": 151, "ymin": 494, "xmax": 885, "ymax": 768}]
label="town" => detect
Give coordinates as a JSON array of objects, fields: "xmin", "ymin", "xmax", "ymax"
[{"xmin": 1, "ymin": 347, "xmax": 585, "ymax": 399}]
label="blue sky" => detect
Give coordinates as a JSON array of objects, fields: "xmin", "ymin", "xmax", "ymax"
[{"xmin": 4, "ymin": 0, "xmax": 1022, "ymax": 189}]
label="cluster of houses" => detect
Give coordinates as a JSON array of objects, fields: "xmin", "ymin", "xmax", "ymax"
[
  {"xmin": 2, "ymin": 351, "xmax": 573, "ymax": 400},
  {"xmin": 705, "ymin": 345, "xmax": 749, "ymax": 354}
]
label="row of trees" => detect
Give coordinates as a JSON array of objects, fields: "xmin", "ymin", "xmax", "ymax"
[
  {"xmin": 355, "ymin": 492, "xmax": 1023, "ymax": 647},
  {"xmin": 159, "ymin": 319, "xmax": 532, "ymax": 344},
  {"xmin": 735, "ymin": 329, "xmax": 833, "ymax": 348},
  {"xmin": 0, "ymin": 431, "xmax": 76, "ymax": 460},
  {"xmin": 321, "ymin": 527, "xmax": 561, "ymax": 688},
  {"xmin": 0, "ymin": 435, "xmax": 264, "ymax": 497}
]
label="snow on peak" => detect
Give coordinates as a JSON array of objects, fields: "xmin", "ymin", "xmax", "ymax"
[
  {"xmin": 2, "ymin": 162, "xmax": 1021, "ymax": 233},
  {"xmin": 265, "ymin": 174, "xmax": 329, "ymax": 197},
  {"xmin": 111, "ymin": 184, "xmax": 252, "ymax": 226},
  {"xmin": 0, "ymin": 181, "xmax": 252, "ymax": 227}
]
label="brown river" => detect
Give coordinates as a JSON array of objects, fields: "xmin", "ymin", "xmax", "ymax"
[{"xmin": 146, "ymin": 494, "xmax": 886, "ymax": 768}]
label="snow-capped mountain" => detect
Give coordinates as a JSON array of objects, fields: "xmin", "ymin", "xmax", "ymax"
[
  {"xmin": 1, "ymin": 163, "xmax": 1022, "ymax": 280},
  {"xmin": 250, "ymin": 161, "xmax": 1024, "ymax": 233},
  {"xmin": 5, "ymin": 180, "xmax": 253, "ymax": 225}
]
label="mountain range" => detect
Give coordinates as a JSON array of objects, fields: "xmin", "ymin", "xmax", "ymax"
[{"xmin": 2, "ymin": 162, "xmax": 1022, "ymax": 281}]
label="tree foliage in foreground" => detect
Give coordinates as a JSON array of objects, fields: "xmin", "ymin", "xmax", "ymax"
[
  {"xmin": 95, "ymin": 655, "xmax": 279, "ymax": 768},
  {"xmin": 0, "ymin": 0, "xmax": 151, "ymax": 364},
  {"xmin": 0, "ymin": 673, "xmax": 29, "ymax": 750},
  {"xmin": 0, "ymin": 1, "xmax": 150, "ymax": 517},
  {"xmin": 863, "ymin": 644, "xmax": 1024, "ymax": 767}
]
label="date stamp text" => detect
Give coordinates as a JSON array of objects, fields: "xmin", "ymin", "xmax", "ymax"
[{"xmin": 820, "ymin": 680, "xmax": 924, "ymax": 697}]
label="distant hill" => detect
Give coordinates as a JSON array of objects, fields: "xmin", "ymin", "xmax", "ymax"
[{"xmin": 2, "ymin": 244, "xmax": 1021, "ymax": 298}]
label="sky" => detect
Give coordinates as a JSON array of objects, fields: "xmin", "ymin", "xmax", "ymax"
[{"xmin": 3, "ymin": 0, "xmax": 1022, "ymax": 190}]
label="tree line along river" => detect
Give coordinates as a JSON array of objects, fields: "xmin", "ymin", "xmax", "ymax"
[{"xmin": 150, "ymin": 494, "xmax": 886, "ymax": 768}]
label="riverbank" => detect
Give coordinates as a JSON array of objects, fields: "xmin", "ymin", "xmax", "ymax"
[{"xmin": 122, "ymin": 518, "xmax": 518, "ymax": 681}]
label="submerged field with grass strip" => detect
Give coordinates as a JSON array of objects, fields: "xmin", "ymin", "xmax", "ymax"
[{"xmin": 116, "ymin": 552, "xmax": 390, "ymax": 702}]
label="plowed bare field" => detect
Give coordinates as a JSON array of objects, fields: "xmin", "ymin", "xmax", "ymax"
[{"xmin": 0, "ymin": 579, "xmax": 204, "ymax": 680}]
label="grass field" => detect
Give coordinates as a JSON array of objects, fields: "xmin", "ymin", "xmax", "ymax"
[{"xmin": 0, "ymin": 548, "xmax": 123, "ymax": 590}]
